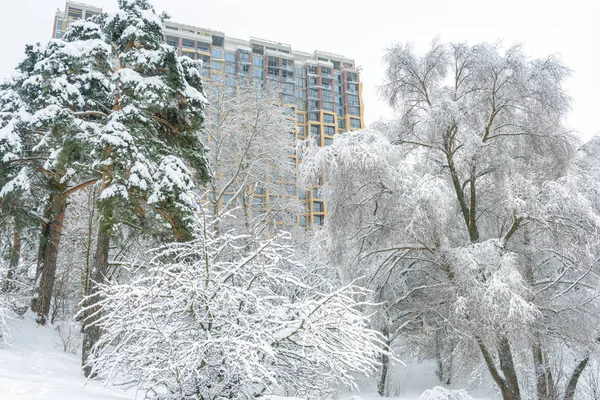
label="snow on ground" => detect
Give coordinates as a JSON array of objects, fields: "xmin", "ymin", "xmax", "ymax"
[
  {"xmin": 0, "ymin": 312, "xmax": 137, "ymax": 400},
  {"xmin": 1, "ymin": 313, "xmax": 493, "ymax": 400}
]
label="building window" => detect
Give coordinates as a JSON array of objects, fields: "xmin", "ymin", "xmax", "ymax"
[
  {"xmin": 253, "ymin": 56, "xmax": 264, "ymax": 67},
  {"xmin": 225, "ymin": 52, "xmax": 236, "ymax": 63},
  {"xmin": 283, "ymin": 95, "xmax": 294, "ymax": 104},
  {"xmin": 324, "ymin": 125, "xmax": 335, "ymax": 136},
  {"xmin": 212, "ymin": 48, "xmax": 223, "ymax": 59},
  {"xmin": 299, "ymin": 215, "xmax": 307, "ymax": 227},
  {"xmin": 310, "ymin": 125, "xmax": 320, "ymax": 136},
  {"xmin": 322, "ymin": 102, "xmax": 334, "ymax": 112},
  {"xmin": 240, "ymin": 52, "xmax": 250, "ymax": 63},
  {"xmin": 211, "ymin": 60, "xmax": 223, "ymax": 71},
  {"xmin": 295, "ymin": 66, "xmax": 303, "ymax": 76},
  {"xmin": 297, "ymin": 114, "xmax": 304, "ymax": 123},
  {"xmin": 309, "ymin": 112, "xmax": 319, "ymax": 122},
  {"xmin": 347, "ymin": 94, "xmax": 360, "ymax": 106},
  {"xmin": 283, "ymin": 83, "xmax": 294, "ymax": 94},
  {"xmin": 350, "ymin": 118, "xmax": 361, "ymax": 128},
  {"xmin": 324, "ymin": 137, "xmax": 333, "ymax": 146},
  {"xmin": 335, "ymin": 72, "xmax": 342, "ymax": 83},
  {"xmin": 323, "ymin": 114, "xmax": 334, "ymax": 124},
  {"xmin": 241, "ymin": 64, "xmax": 250, "ymax": 75},
  {"xmin": 308, "ymin": 65, "xmax": 317, "ymax": 75},
  {"xmin": 212, "ymin": 36, "xmax": 224, "ymax": 47},
  {"xmin": 225, "ymin": 64, "xmax": 236, "ymax": 74},
  {"xmin": 296, "ymin": 100, "xmax": 305, "ymax": 111},
  {"xmin": 166, "ymin": 36, "xmax": 180, "ymax": 47},
  {"xmin": 182, "ymin": 38, "xmax": 195, "ymax": 49},
  {"xmin": 253, "ymin": 69, "xmax": 264, "ymax": 79},
  {"xmin": 295, "ymin": 78, "xmax": 303, "ymax": 87},
  {"xmin": 313, "ymin": 214, "xmax": 324, "ymax": 226},
  {"xmin": 295, "ymin": 88, "xmax": 303, "ymax": 99},
  {"xmin": 298, "ymin": 126, "xmax": 305, "ymax": 138},
  {"xmin": 347, "ymin": 83, "xmax": 359, "ymax": 94},
  {"xmin": 349, "ymin": 106, "xmax": 360, "ymax": 116},
  {"xmin": 338, "ymin": 119, "xmax": 346, "ymax": 129},
  {"xmin": 67, "ymin": 7, "xmax": 83, "ymax": 19},
  {"xmin": 312, "ymin": 188, "xmax": 321, "ymax": 198},
  {"xmin": 313, "ymin": 201, "xmax": 324, "ymax": 212},
  {"xmin": 197, "ymin": 42, "xmax": 210, "ymax": 53},
  {"xmin": 321, "ymin": 66, "xmax": 332, "ymax": 77},
  {"xmin": 321, "ymin": 90, "xmax": 333, "ymax": 101}
]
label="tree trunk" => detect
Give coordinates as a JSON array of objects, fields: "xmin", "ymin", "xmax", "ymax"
[
  {"xmin": 563, "ymin": 356, "xmax": 589, "ymax": 400},
  {"xmin": 435, "ymin": 331, "xmax": 453, "ymax": 385},
  {"xmin": 3, "ymin": 223, "xmax": 21, "ymax": 292},
  {"xmin": 532, "ymin": 335, "xmax": 556, "ymax": 400},
  {"xmin": 35, "ymin": 192, "xmax": 67, "ymax": 324},
  {"xmin": 82, "ymin": 211, "xmax": 112, "ymax": 378},
  {"xmin": 30, "ymin": 202, "xmax": 53, "ymax": 311},
  {"xmin": 497, "ymin": 335, "xmax": 521, "ymax": 400},
  {"xmin": 377, "ymin": 326, "xmax": 391, "ymax": 396},
  {"xmin": 477, "ymin": 335, "xmax": 521, "ymax": 400}
]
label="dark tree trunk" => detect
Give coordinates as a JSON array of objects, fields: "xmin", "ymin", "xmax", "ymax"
[
  {"xmin": 563, "ymin": 356, "xmax": 589, "ymax": 400},
  {"xmin": 3, "ymin": 224, "xmax": 21, "ymax": 292},
  {"xmin": 377, "ymin": 326, "xmax": 391, "ymax": 396},
  {"xmin": 82, "ymin": 212, "xmax": 112, "ymax": 378},
  {"xmin": 35, "ymin": 192, "xmax": 67, "ymax": 324},
  {"xmin": 30, "ymin": 202, "xmax": 53, "ymax": 311},
  {"xmin": 477, "ymin": 335, "xmax": 521, "ymax": 400},
  {"xmin": 497, "ymin": 335, "xmax": 521, "ymax": 400}
]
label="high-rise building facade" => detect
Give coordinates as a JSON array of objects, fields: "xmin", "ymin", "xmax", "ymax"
[{"xmin": 53, "ymin": 1, "xmax": 364, "ymax": 228}]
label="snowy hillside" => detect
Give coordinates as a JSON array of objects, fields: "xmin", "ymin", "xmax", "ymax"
[{"xmin": 0, "ymin": 313, "xmax": 493, "ymax": 400}]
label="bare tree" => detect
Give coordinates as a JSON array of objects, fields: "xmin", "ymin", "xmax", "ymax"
[
  {"xmin": 302, "ymin": 41, "xmax": 600, "ymax": 399},
  {"xmin": 203, "ymin": 82, "xmax": 301, "ymax": 238}
]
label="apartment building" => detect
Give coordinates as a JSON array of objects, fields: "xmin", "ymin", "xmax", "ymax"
[{"xmin": 53, "ymin": 1, "xmax": 365, "ymax": 228}]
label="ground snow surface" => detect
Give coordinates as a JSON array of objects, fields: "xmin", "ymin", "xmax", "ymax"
[{"xmin": 1, "ymin": 314, "xmax": 493, "ymax": 400}]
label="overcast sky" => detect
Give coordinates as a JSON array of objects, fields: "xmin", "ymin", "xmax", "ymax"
[{"xmin": 2, "ymin": 0, "xmax": 598, "ymax": 140}]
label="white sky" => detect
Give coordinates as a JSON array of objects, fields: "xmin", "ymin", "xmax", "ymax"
[{"xmin": 2, "ymin": 0, "xmax": 598, "ymax": 140}]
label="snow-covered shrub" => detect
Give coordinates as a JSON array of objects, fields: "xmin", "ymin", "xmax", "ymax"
[{"xmin": 84, "ymin": 209, "xmax": 385, "ymax": 399}]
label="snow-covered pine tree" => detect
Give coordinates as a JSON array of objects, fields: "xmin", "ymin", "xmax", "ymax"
[
  {"xmin": 0, "ymin": 19, "xmax": 112, "ymax": 323},
  {"xmin": 81, "ymin": 0, "xmax": 210, "ymax": 376}
]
